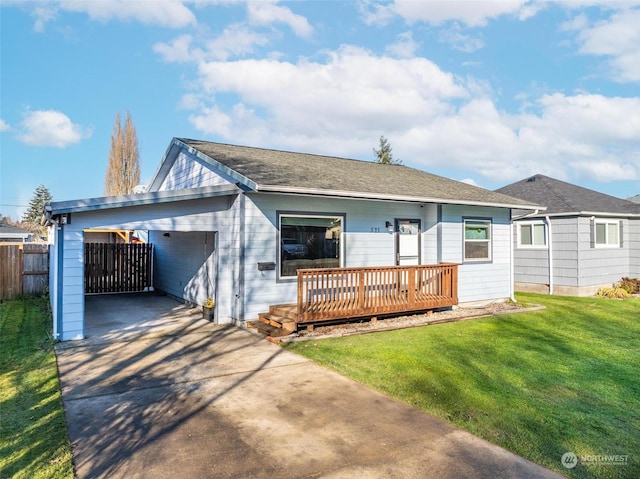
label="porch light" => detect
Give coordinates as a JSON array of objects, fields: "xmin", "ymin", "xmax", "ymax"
[{"xmin": 385, "ymin": 221, "xmax": 393, "ymax": 232}]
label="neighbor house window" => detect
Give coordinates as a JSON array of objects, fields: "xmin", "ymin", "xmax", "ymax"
[
  {"xmin": 279, "ymin": 214, "xmax": 343, "ymax": 278},
  {"xmin": 464, "ymin": 219, "xmax": 491, "ymax": 261},
  {"xmin": 518, "ymin": 222, "xmax": 546, "ymax": 248},
  {"xmin": 594, "ymin": 219, "xmax": 621, "ymax": 247}
]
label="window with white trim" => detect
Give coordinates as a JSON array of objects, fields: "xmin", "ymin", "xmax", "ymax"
[
  {"xmin": 518, "ymin": 222, "xmax": 546, "ymax": 248},
  {"xmin": 463, "ymin": 219, "xmax": 491, "ymax": 261},
  {"xmin": 594, "ymin": 219, "xmax": 621, "ymax": 247},
  {"xmin": 278, "ymin": 214, "xmax": 343, "ymax": 278}
]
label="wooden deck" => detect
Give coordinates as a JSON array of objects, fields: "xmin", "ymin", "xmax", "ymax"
[{"xmin": 251, "ymin": 263, "xmax": 459, "ymax": 336}]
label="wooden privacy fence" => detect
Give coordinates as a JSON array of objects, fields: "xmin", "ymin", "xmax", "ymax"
[
  {"xmin": 297, "ymin": 263, "xmax": 458, "ymax": 323},
  {"xmin": 85, "ymin": 243, "xmax": 153, "ymax": 294},
  {"xmin": 0, "ymin": 243, "xmax": 50, "ymax": 300}
]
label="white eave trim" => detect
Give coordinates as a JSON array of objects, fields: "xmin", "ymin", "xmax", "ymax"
[
  {"xmin": 46, "ymin": 184, "xmax": 240, "ymax": 216},
  {"xmin": 255, "ymin": 184, "xmax": 543, "ymax": 210},
  {"xmin": 513, "ymin": 211, "xmax": 640, "ymax": 219}
]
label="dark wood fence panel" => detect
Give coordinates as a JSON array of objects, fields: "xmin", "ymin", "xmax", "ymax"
[
  {"xmin": 0, "ymin": 243, "xmax": 49, "ymax": 300},
  {"xmin": 85, "ymin": 243, "xmax": 153, "ymax": 294}
]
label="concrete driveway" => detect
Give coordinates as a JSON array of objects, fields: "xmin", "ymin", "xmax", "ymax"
[{"xmin": 56, "ymin": 295, "xmax": 565, "ymax": 479}]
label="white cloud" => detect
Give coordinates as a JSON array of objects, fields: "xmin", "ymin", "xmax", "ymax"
[
  {"xmin": 181, "ymin": 43, "xmax": 640, "ymax": 184},
  {"xmin": 205, "ymin": 24, "xmax": 270, "ymax": 60},
  {"xmin": 17, "ymin": 110, "xmax": 92, "ymax": 147},
  {"xmin": 402, "ymin": 92, "xmax": 640, "ymax": 183},
  {"xmin": 0, "ymin": 119, "xmax": 10, "ymax": 132},
  {"xmin": 155, "ymin": 25, "xmax": 270, "ymax": 63},
  {"xmin": 573, "ymin": 8, "xmax": 640, "ymax": 82},
  {"xmin": 154, "ymin": 34, "xmax": 203, "ymax": 63},
  {"xmin": 32, "ymin": 5, "xmax": 58, "ymax": 32},
  {"xmin": 438, "ymin": 24, "xmax": 484, "ymax": 53},
  {"xmin": 560, "ymin": 13, "xmax": 588, "ymax": 32},
  {"xmin": 460, "ymin": 178, "xmax": 481, "ymax": 187},
  {"xmin": 246, "ymin": 1, "xmax": 313, "ymax": 38},
  {"xmin": 390, "ymin": 0, "xmax": 533, "ymax": 27},
  {"xmin": 386, "ymin": 31, "xmax": 419, "ymax": 58},
  {"xmin": 189, "ymin": 45, "xmax": 468, "ymax": 150},
  {"xmin": 359, "ymin": 0, "xmax": 396, "ymax": 26},
  {"xmin": 19, "ymin": 0, "xmax": 196, "ymax": 30}
]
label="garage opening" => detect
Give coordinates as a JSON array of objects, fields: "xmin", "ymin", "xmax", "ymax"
[{"xmin": 82, "ymin": 229, "xmax": 217, "ymax": 341}]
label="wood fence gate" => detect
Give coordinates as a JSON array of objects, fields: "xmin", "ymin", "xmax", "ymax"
[
  {"xmin": 85, "ymin": 243, "xmax": 153, "ymax": 294},
  {"xmin": 0, "ymin": 243, "xmax": 50, "ymax": 300}
]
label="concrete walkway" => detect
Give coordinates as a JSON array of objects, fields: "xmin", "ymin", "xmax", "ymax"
[{"xmin": 56, "ymin": 295, "xmax": 565, "ymax": 479}]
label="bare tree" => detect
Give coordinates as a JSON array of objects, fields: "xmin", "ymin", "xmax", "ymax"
[{"xmin": 104, "ymin": 111, "xmax": 140, "ymax": 195}]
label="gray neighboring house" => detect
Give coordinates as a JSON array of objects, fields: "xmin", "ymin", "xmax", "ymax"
[
  {"xmin": 0, "ymin": 222, "xmax": 33, "ymax": 242},
  {"xmin": 628, "ymin": 194, "xmax": 640, "ymax": 204},
  {"xmin": 497, "ymin": 174, "xmax": 640, "ymax": 296},
  {"xmin": 46, "ymin": 138, "xmax": 539, "ymax": 340}
]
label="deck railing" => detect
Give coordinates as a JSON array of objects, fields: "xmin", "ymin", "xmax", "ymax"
[{"xmin": 297, "ymin": 263, "xmax": 458, "ymax": 323}]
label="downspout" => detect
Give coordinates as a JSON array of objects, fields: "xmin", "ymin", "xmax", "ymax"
[
  {"xmin": 45, "ymin": 207, "xmax": 65, "ymax": 341},
  {"xmin": 510, "ymin": 219, "xmax": 516, "ymax": 302},
  {"xmin": 237, "ymin": 192, "xmax": 246, "ymax": 323},
  {"xmin": 545, "ymin": 215, "xmax": 553, "ymax": 295}
]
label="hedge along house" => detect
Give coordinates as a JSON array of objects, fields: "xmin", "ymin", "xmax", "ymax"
[
  {"xmin": 46, "ymin": 138, "xmax": 540, "ymax": 341},
  {"xmin": 497, "ymin": 174, "xmax": 640, "ymax": 296}
]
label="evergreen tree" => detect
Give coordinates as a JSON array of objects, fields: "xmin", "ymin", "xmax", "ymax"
[
  {"xmin": 373, "ymin": 135, "xmax": 402, "ymax": 165},
  {"xmin": 104, "ymin": 110, "xmax": 140, "ymax": 195},
  {"xmin": 22, "ymin": 184, "xmax": 52, "ymax": 225}
]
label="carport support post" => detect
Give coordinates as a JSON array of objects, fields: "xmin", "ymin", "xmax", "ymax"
[
  {"xmin": 237, "ymin": 192, "xmax": 246, "ymax": 322},
  {"xmin": 55, "ymin": 223, "xmax": 64, "ymax": 339}
]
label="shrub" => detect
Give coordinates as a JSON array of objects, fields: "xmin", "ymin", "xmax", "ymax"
[
  {"xmin": 596, "ymin": 287, "xmax": 631, "ymax": 299},
  {"xmin": 616, "ymin": 277, "xmax": 640, "ymax": 294}
]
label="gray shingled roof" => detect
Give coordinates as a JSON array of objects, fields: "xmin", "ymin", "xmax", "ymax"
[
  {"xmin": 0, "ymin": 222, "xmax": 30, "ymax": 238},
  {"xmin": 179, "ymin": 138, "xmax": 538, "ymax": 209},
  {"xmin": 496, "ymin": 174, "xmax": 640, "ymax": 216}
]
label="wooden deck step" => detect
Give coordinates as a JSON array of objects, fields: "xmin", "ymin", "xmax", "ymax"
[
  {"xmin": 268, "ymin": 303, "xmax": 298, "ymax": 321},
  {"xmin": 254, "ymin": 312, "xmax": 297, "ymax": 336}
]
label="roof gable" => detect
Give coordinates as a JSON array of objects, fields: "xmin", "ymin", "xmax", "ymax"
[
  {"xmin": 496, "ymin": 174, "xmax": 640, "ymax": 216},
  {"xmin": 176, "ymin": 138, "xmax": 539, "ymax": 209}
]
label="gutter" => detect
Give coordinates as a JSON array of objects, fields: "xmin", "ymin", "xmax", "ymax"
[
  {"xmin": 515, "ymin": 210, "xmax": 640, "ymax": 219},
  {"xmin": 256, "ymin": 185, "xmax": 542, "ymax": 211}
]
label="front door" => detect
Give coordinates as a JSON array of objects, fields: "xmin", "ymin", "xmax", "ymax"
[{"xmin": 395, "ymin": 219, "xmax": 421, "ymax": 265}]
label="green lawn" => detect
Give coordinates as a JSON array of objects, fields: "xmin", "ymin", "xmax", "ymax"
[
  {"xmin": 285, "ymin": 293, "xmax": 639, "ymax": 479},
  {"xmin": 0, "ymin": 296, "xmax": 74, "ymax": 479}
]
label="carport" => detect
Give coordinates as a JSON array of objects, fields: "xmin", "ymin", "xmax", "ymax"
[
  {"xmin": 46, "ymin": 184, "xmax": 241, "ymax": 341},
  {"xmin": 82, "ymin": 293, "xmax": 210, "ymax": 344}
]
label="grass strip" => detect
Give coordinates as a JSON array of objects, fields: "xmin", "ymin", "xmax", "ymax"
[{"xmin": 0, "ymin": 296, "xmax": 74, "ymax": 479}]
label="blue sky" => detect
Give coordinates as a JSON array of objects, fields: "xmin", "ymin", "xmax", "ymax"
[{"xmin": 1, "ymin": 0, "xmax": 639, "ymax": 220}]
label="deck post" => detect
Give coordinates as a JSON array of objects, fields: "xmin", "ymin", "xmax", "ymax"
[{"xmin": 407, "ymin": 266, "xmax": 416, "ymax": 307}]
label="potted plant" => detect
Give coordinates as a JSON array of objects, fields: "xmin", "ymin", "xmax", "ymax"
[{"xmin": 203, "ymin": 297, "xmax": 215, "ymax": 321}]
